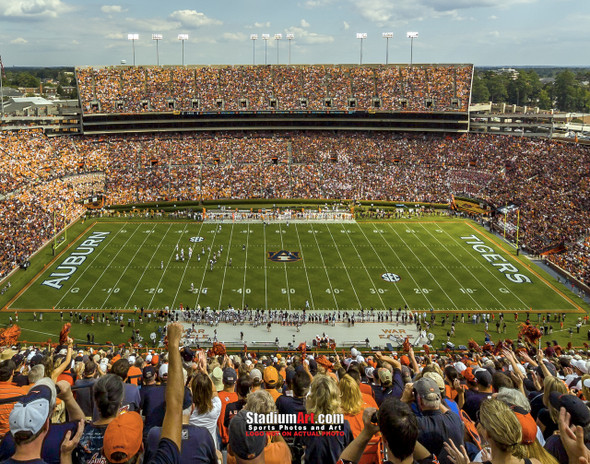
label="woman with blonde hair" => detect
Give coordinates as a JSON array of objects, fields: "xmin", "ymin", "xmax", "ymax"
[
  {"xmin": 339, "ymin": 374, "xmax": 380, "ymax": 464},
  {"xmin": 538, "ymin": 376, "xmax": 568, "ymax": 439},
  {"xmin": 296, "ymin": 374, "xmax": 354, "ymax": 464},
  {"xmin": 446, "ymin": 398, "xmax": 542, "ymax": 464}
]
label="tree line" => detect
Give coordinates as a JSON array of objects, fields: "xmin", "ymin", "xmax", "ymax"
[{"xmin": 472, "ymin": 68, "xmax": 590, "ymax": 112}]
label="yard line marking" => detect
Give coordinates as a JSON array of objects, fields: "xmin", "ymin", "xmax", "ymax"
[
  {"xmin": 263, "ymin": 224, "xmax": 268, "ymax": 311},
  {"xmin": 100, "ymin": 223, "xmax": 158, "ymax": 309},
  {"xmin": 294, "ymin": 223, "xmax": 316, "ymax": 311},
  {"xmin": 77, "ymin": 224, "xmax": 142, "ymax": 309},
  {"xmin": 217, "ymin": 223, "xmax": 235, "ymax": 311},
  {"xmin": 323, "ymin": 224, "xmax": 363, "ymax": 309},
  {"xmin": 386, "ymin": 224, "xmax": 461, "ymax": 310},
  {"xmin": 349, "ymin": 224, "xmax": 388, "ymax": 310},
  {"xmin": 195, "ymin": 225, "xmax": 219, "ymax": 309},
  {"xmin": 53, "ymin": 223, "xmax": 126, "ymax": 309},
  {"xmin": 427, "ymin": 224, "xmax": 529, "ymax": 310},
  {"xmin": 148, "ymin": 223, "xmax": 189, "ymax": 309},
  {"xmin": 278, "ymin": 223, "xmax": 292, "ymax": 310},
  {"xmin": 241, "ymin": 224, "xmax": 251, "ymax": 309},
  {"xmin": 171, "ymin": 222, "xmax": 205, "ymax": 309},
  {"xmin": 309, "ymin": 224, "xmax": 339, "ymax": 310},
  {"xmin": 369, "ymin": 226, "xmax": 425, "ymax": 309}
]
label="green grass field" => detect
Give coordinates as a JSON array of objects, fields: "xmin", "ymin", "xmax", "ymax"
[{"xmin": 5, "ymin": 219, "xmax": 586, "ymax": 314}]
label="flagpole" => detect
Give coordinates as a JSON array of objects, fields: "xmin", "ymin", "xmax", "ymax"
[{"xmin": 515, "ymin": 208, "xmax": 521, "ymax": 255}]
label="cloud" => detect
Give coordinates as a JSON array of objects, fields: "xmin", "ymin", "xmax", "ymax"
[
  {"xmin": 489, "ymin": 15, "xmax": 498, "ymax": 19},
  {"xmin": 343, "ymin": 21, "xmax": 350, "ymax": 30},
  {"xmin": 105, "ymin": 32, "xmax": 124, "ymax": 40},
  {"xmin": 222, "ymin": 32, "xmax": 246, "ymax": 41},
  {"xmin": 253, "ymin": 21, "xmax": 271, "ymax": 28},
  {"xmin": 350, "ymin": 0, "xmax": 538, "ymax": 25},
  {"xmin": 300, "ymin": 19, "xmax": 310, "ymax": 28},
  {"xmin": 0, "ymin": 0, "xmax": 71, "ymax": 18},
  {"xmin": 10, "ymin": 37, "xmax": 28, "ymax": 44},
  {"xmin": 302, "ymin": 0, "xmax": 335, "ymax": 7},
  {"xmin": 101, "ymin": 5, "xmax": 124, "ymax": 14},
  {"xmin": 285, "ymin": 26, "xmax": 334, "ymax": 44},
  {"xmin": 170, "ymin": 9, "xmax": 222, "ymax": 27}
]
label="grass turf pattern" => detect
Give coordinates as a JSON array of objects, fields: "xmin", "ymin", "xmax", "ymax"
[{"xmin": 7, "ymin": 219, "xmax": 586, "ymax": 314}]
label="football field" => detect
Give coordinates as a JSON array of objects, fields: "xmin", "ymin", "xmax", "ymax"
[{"xmin": 6, "ymin": 219, "xmax": 586, "ymax": 314}]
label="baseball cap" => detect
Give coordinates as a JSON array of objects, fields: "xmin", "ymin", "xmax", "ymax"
[
  {"xmin": 210, "ymin": 366, "xmax": 224, "ymax": 391},
  {"xmin": 158, "ymin": 363, "xmax": 168, "ymax": 379},
  {"xmin": 9, "ymin": 384, "xmax": 52, "ymax": 436},
  {"xmin": 250, "ymin": 368, "xmax": 262, "ymax": 381},
  {"xmin": 423, "ymin": 372, "xmax": 445, "ymax": 393},
  {"xmin": 454, "ymin": 362, "xmax": 467, "ymax": 374},
  {"xmin": 414, "ymin": 377, "xmax": 441, "ymax": 401},
  {"xmin": 223, "ymin": 368, "xmax": 237, "ymax": 385},
  {"xmin": 103, "ymin": 412, "xmax": 144, "ymax": 463},
  {"xmin": 378, "ymin": 369, "xmax": 392, "ymax": 385},
  {"xmin": 228, "ymin": 410, "xmax": 266, "ymax": 460},
  {"xmin": 151, "ymin": 354, "xmax": 159, "ymax": 366},
  {"xmin": 142, "ymin": 366, "xmax": 155, "ymax": 382},
  {"xmin": 400, "ymin": 355, "xmax": 410, "ymax": 366},
  {"xmin": 365, "ymin": 367, "xmax": 375, "ymax": 379},
  {"xmin": 549, "ymin": 392, "xmax": 590, "ymax": 427},
  {"xmin": 474, "ymin": 368, "xmax": 493, "ymax": 388},
  {"xmin": 263, "ymin": 366, "xmax": 279, "ymax": 386},
  {"xmin": 511, "ymin": 406, "xmax": 537, "ymax": 445}
]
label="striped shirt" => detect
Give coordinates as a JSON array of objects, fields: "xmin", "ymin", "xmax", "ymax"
[{"xmin": 0, "ymin": 382, "xmax": 26, "ymax": 437}]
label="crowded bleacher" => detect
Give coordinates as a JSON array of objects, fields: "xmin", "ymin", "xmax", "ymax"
[
  {"xmin": 1, "ymin": 129, "xmax": 590, "ymax": 286},
  {"xmin": 1, "ymin": 321, "xmax": 590, "ymax": 464},
  {"xmin": 75, "ymin": 65, "xmax": 473, "ymax": 114}
]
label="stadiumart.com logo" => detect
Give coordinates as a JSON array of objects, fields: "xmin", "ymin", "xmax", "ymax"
[
  {"xmin": 245, "ymin": 411, "xmax": 344, "ymax": 434},
  {"xmin": 267, "ymin": 250, "xmax": 301, "ymax": 262}
]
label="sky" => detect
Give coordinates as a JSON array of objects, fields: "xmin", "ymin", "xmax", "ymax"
[{"xmin": 0, "ymin": 0, "xmax": 588, "ymax": 68}]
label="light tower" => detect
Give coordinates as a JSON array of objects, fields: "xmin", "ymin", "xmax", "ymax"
[
  {"xmin": 382, "ymin": 32, "xmax": 393, "ymax": 65},
  {"xmin": 178, "ymin": 34, "xmax": 189, "ymax": 65},
  {"xmin": 127, "ymin": 33, "xmax": 139, "ymax": 66},
  {"xmin": 262, "ymin": 34, "xmax": 270, "ymax": 65},
  {"xmin": 274, "ymin": 33, "xmax": 282, "ymax": 64},
  {"xmin": 406, "ymin": 32, "xmax": 418, "ymax": 66},
  {"xmin": 250, "ymin": 34, "xmax": 258, "ymax": 65},
  {"xmin": 286, "ymin": 33, "xmax": 294, "ymax": 65},
  {"xmin": 356, "ymin": 33, "xmax": 367, "ymax": 65},
  {"xmin": 152, "ymin": 34, "xmax": 162, "ymax": 65}
]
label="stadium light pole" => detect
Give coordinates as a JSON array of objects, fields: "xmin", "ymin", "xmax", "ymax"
[
  {"xmin": 274, "ymin": 33, "xmax": 282, "ymax": 64},
  {"xmin": 250, "ymin": 34, "xmax": 258, "ymax": 65},
  {"xmin": 262, "ymin": 34, "xmax": 270, "ymax": 65},
  {"xmin": 152, "ymin": 34, "xmax": 162, "ymax": 66},
  {"xmin": 178, "ymin": 34, "xmax": 189, "ymax": 66},
  {"xmin": 382, "ymin": 32, "xmax": 393, "ymax": 65},
  {"xmin": 406, "ymin": 32, "xmax": 418, "ymax": 66},
  {"xmin": 286, "ymin": 33, "xmax": 294, "ymax": 65},
  {"xmin": 127, "ymin": 33, "xmax": 139, "ymax": 66},
  {"xmin": 356, "ymin": 33, "xmax": 367, "ymax": 65}
]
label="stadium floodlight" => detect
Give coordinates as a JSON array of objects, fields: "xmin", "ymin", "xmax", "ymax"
[
  {"xmin": 250, "ymin": 34, "xmax": 258, "ymax": 65},
  {"xmin": 286, "ymin": 33, "xmax": 294, "ymax": 65},
  {"xmin": 274, "ymin": 33, "xmax": 282, "ymax": 64},
  {"xmin": 127, "ymin": 33, "xmax": 139, "ymax": 66},
  {"xmin": 406, "ymin": 32, "xmax": 419, "ymax": 65},
  {"xmin": 262, "ymin": 34, "xmax": 270, "ymax": 65},
  {"xmin": 152, "ymin": 34, "xmax": 163, "ymax": 66},
  {"xmin": 382, "ymin": 32, "xmax": 393, "ymax": 65},
  {"xmin": 356, "ymin": 33, "xmax": 367, "ymax": 65},
  {"xmin": 178, "ymin": 34, "xmax": 189, "ymax": 66}
]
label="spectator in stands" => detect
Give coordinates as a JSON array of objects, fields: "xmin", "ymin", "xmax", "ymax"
[
  {"xmin": 276, "ymin": 369, "xmax": 309, "ymax": 415},
  {"xmin": 218, "ymin": 365, "xmax": 238, "ymax": 448},
  {"xmin": 402, "ymin": 376, "xmax": 464, "ymax": 461},
  {"xmin": 110, "ymin": 359, "xmax": 140, "ymax": 411},
  {"xmin": 224, "ymin": 375, "xmax": 252, "ymax": 428},
  {"xmin": 296, "ymin": 374, "xmax": 353, "ymax": 464},
  {"xmin": 227, "ymin": 390, "xmax": 291, "ymax": 464},
  {"xmin": 73, "ymin": 374, "xmax": 124, "ymax": 463},
  {"xmin": 262, "ymin": 366, "xmax": 282, "ymax": 401},
  {"xmin": 189, "ymin": 354, "xmax": 221, "ymax": 449},
  {"xmin": 73, "ymin": 361, "xmax": 98, "ymax": 419},
  {"xmin": 0, "ymin": 360, "xmax": 26, "ymax": 439},
  {"xmin": 101, "ymin": 322, "xmax": 185, "ymax": 464},
  {"xmin": 338, "ymin": 397, "xmax": 436, "ymax": 464}
]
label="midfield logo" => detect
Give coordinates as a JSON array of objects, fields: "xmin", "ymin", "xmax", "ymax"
[{"xmin": 267, "ymin": 250, "xmax": 301, "ymax": 262}]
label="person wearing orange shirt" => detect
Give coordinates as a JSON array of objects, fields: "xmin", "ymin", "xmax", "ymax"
[
  {"xmin": 0, "ymin": 360, "xmax": 26, "ymax": 438},
  {"xmin": 218, "ymin": 367, "xmax": 238, "ymax": 448},
  {"xmin": 262, "ymin": 366, "xmax": 283, "ymax": 402}
]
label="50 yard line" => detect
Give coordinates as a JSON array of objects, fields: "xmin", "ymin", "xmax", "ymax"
[
  {"xmin": 294, "ymin": 223, "xmax": 316, "ymax": 311},
  {"xmin": 241, "ymin": 223, "xmax": 250, "ymax": 309},
  {"xmin": 278, "ymin": 223, "xmax": 292, "ymax": 311}
]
